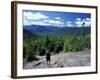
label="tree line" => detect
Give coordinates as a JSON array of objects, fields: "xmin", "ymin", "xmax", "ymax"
[{"xmin": 23, "ymin": 35, "xmax": 90, "ymax": 62}]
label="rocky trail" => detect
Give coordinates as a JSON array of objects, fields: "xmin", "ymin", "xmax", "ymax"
[{"xmin": 23, "ymin": 50, "xmax": 90, "ymax": 69}]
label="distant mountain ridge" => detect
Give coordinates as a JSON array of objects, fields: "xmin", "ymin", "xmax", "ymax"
[{"xmin": 23, "ymin": 25, "xmax": 90, "ymax": 37}]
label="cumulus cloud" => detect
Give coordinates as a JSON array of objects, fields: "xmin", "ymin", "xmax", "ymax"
[
  {"xmin": 24, "ymin": 20, "xmax": 30, "ymax": 25},
  {"xmin": 74, "ymin": 18, "xmax": 91, "ymax": 27},
  {"xmin": 86, "ymin": 18, "xmax": 91, "ymax": 21},
  {"xmin": 49, "ymin": 20, "xmax": 61, "ymax": 24},
  {"xmin": 32, "ymin": 21, "xmax": 51, "ymax": 26},
  {"xmin": 76, "ymin": 18, "xmax": 81, "ymax": 21},
  {"xmin": 23, "ymin": 11, "xmax": 91, "ymax": 27},
  {"xmin": 75, "ymin": 21, "xmax": 83, "ymax": 27},
  {"xmin": 65, "ymin": 18, "xmax": 91, "ymax": 27},
  {"xmin": 42, "ymin": 19, "xmax": 64, "ymax": 27},
  {"xmin": 24, "ymin": 12, "xmax": 48, "ymax": 20},
  {"xmin": 55, "ymin": 17, "xmax": 61, "ymax": 20},
  {"xmin": 66, "ymin": 21, "xmax": 74, "ymax": 27},
  {"xmin": 23, "ymin": 12, "xmax": 65, "ymax": 27},
  {"xmin": 84, "ymin": 18, "xmax": 91, "ymax": 27}
]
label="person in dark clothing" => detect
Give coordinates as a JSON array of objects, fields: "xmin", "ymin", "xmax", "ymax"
[{"xmin": 46, "ymin": 50, "xmax": 51, "ymax": 65}]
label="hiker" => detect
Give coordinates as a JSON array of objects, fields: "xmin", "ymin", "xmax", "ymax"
[{"xmin": 46, "ymin": 50, "xmax": 51, "ymax": 65}]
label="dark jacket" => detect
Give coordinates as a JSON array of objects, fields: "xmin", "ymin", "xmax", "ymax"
[{"xmin": 46, "ymin": 52, "xmax": 51, "ymax": 61}]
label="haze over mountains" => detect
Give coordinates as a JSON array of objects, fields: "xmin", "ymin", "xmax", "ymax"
[{"xmin": 23, "ymin": 25, "xmax": 90, "ymax": 38}]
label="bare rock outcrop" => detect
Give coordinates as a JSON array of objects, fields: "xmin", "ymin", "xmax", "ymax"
[{"xmin": 23, "ymin": 50, "xmax": 90, "ymax": 69}]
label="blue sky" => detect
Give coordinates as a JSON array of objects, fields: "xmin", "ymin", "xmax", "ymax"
[{"xmin": 23, "ymin": 10, "xmax": 91, "ymax": 27}]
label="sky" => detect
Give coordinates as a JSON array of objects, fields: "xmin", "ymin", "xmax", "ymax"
[{"xmin": 23, "ymin": 10, "xmax": 91, "ymax": 27}]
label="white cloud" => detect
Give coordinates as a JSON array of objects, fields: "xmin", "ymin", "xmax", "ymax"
[
  {"xmin": 74, "ymin": 18, "xmax": 91, "ymax": 27},
  {"xmin": 24, "ymin": 18, "xmax": 64, "ymax": 27},
  {"xmin": 66, "ymin": 21, "xmax": 74, "ymax": 27},
  {"xmin": 49, "ymin": 20, "xmax": 61, "ymax": 24},
  {"xmin": 32, "ymin": 21, "xmax": 51, "ymax": 26},
  {"xmin": 23, "ymin": 12, "xmax": 91, "ymax": 27},
  {"xmin": 86, "ymin": 18, "xmax": 91, "ymax": 21},
  {"xmin": 24, "ymin": 20, "xmax": 32, "ymax": 25},
  {"xmin": 84, "ymin": 18, "xmax": 91, "ymax": 27},
  {"xmin": 84, "ymin": 21, "xmax": 91, "ymax": 27},
  {"xmin": 76, "ymin": 18, "xmax": 81, "ymax": 21},
  {"xmin": 55, "ymin": 17, "xmax": 61, "ymax": 20},
  {"xmin": 40, "ymin": 19, "xmax": 64, "ymax": 27},
  {"xmin": 74, "ymin": 18, "xmax": 82, "ymax": 27},
  {"xmin": 48, "ymin": 20, "xmax": 64, "ymax": 27},
  {"xmin": 43, "ymin": 19, "xmax": 62, "ymax": 24},
  {"xmin": 75, "ymin": 21, "xmax": 83, "ymax": 27},
  {"xmin": 24, "ymin": 12, "xmax": 48, "ymax": 20},
  {"xmin": 23, "ymin": 12, "xmax": 65, "ymax": 27}
]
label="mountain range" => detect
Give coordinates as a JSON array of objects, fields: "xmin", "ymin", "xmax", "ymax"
[{"xmin": 23, "ymin": 25, "xmax": 90, "ymax": 38}]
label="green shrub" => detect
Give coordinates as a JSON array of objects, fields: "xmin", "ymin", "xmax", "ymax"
[{"xmin": 23, "ymin": 34, "xmax": 90, "ymax": 62}]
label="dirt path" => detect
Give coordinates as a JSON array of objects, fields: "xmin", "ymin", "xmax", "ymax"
[{"xmin": 23, "ymin": 50, "xmax": 90, "ymax": 69}]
